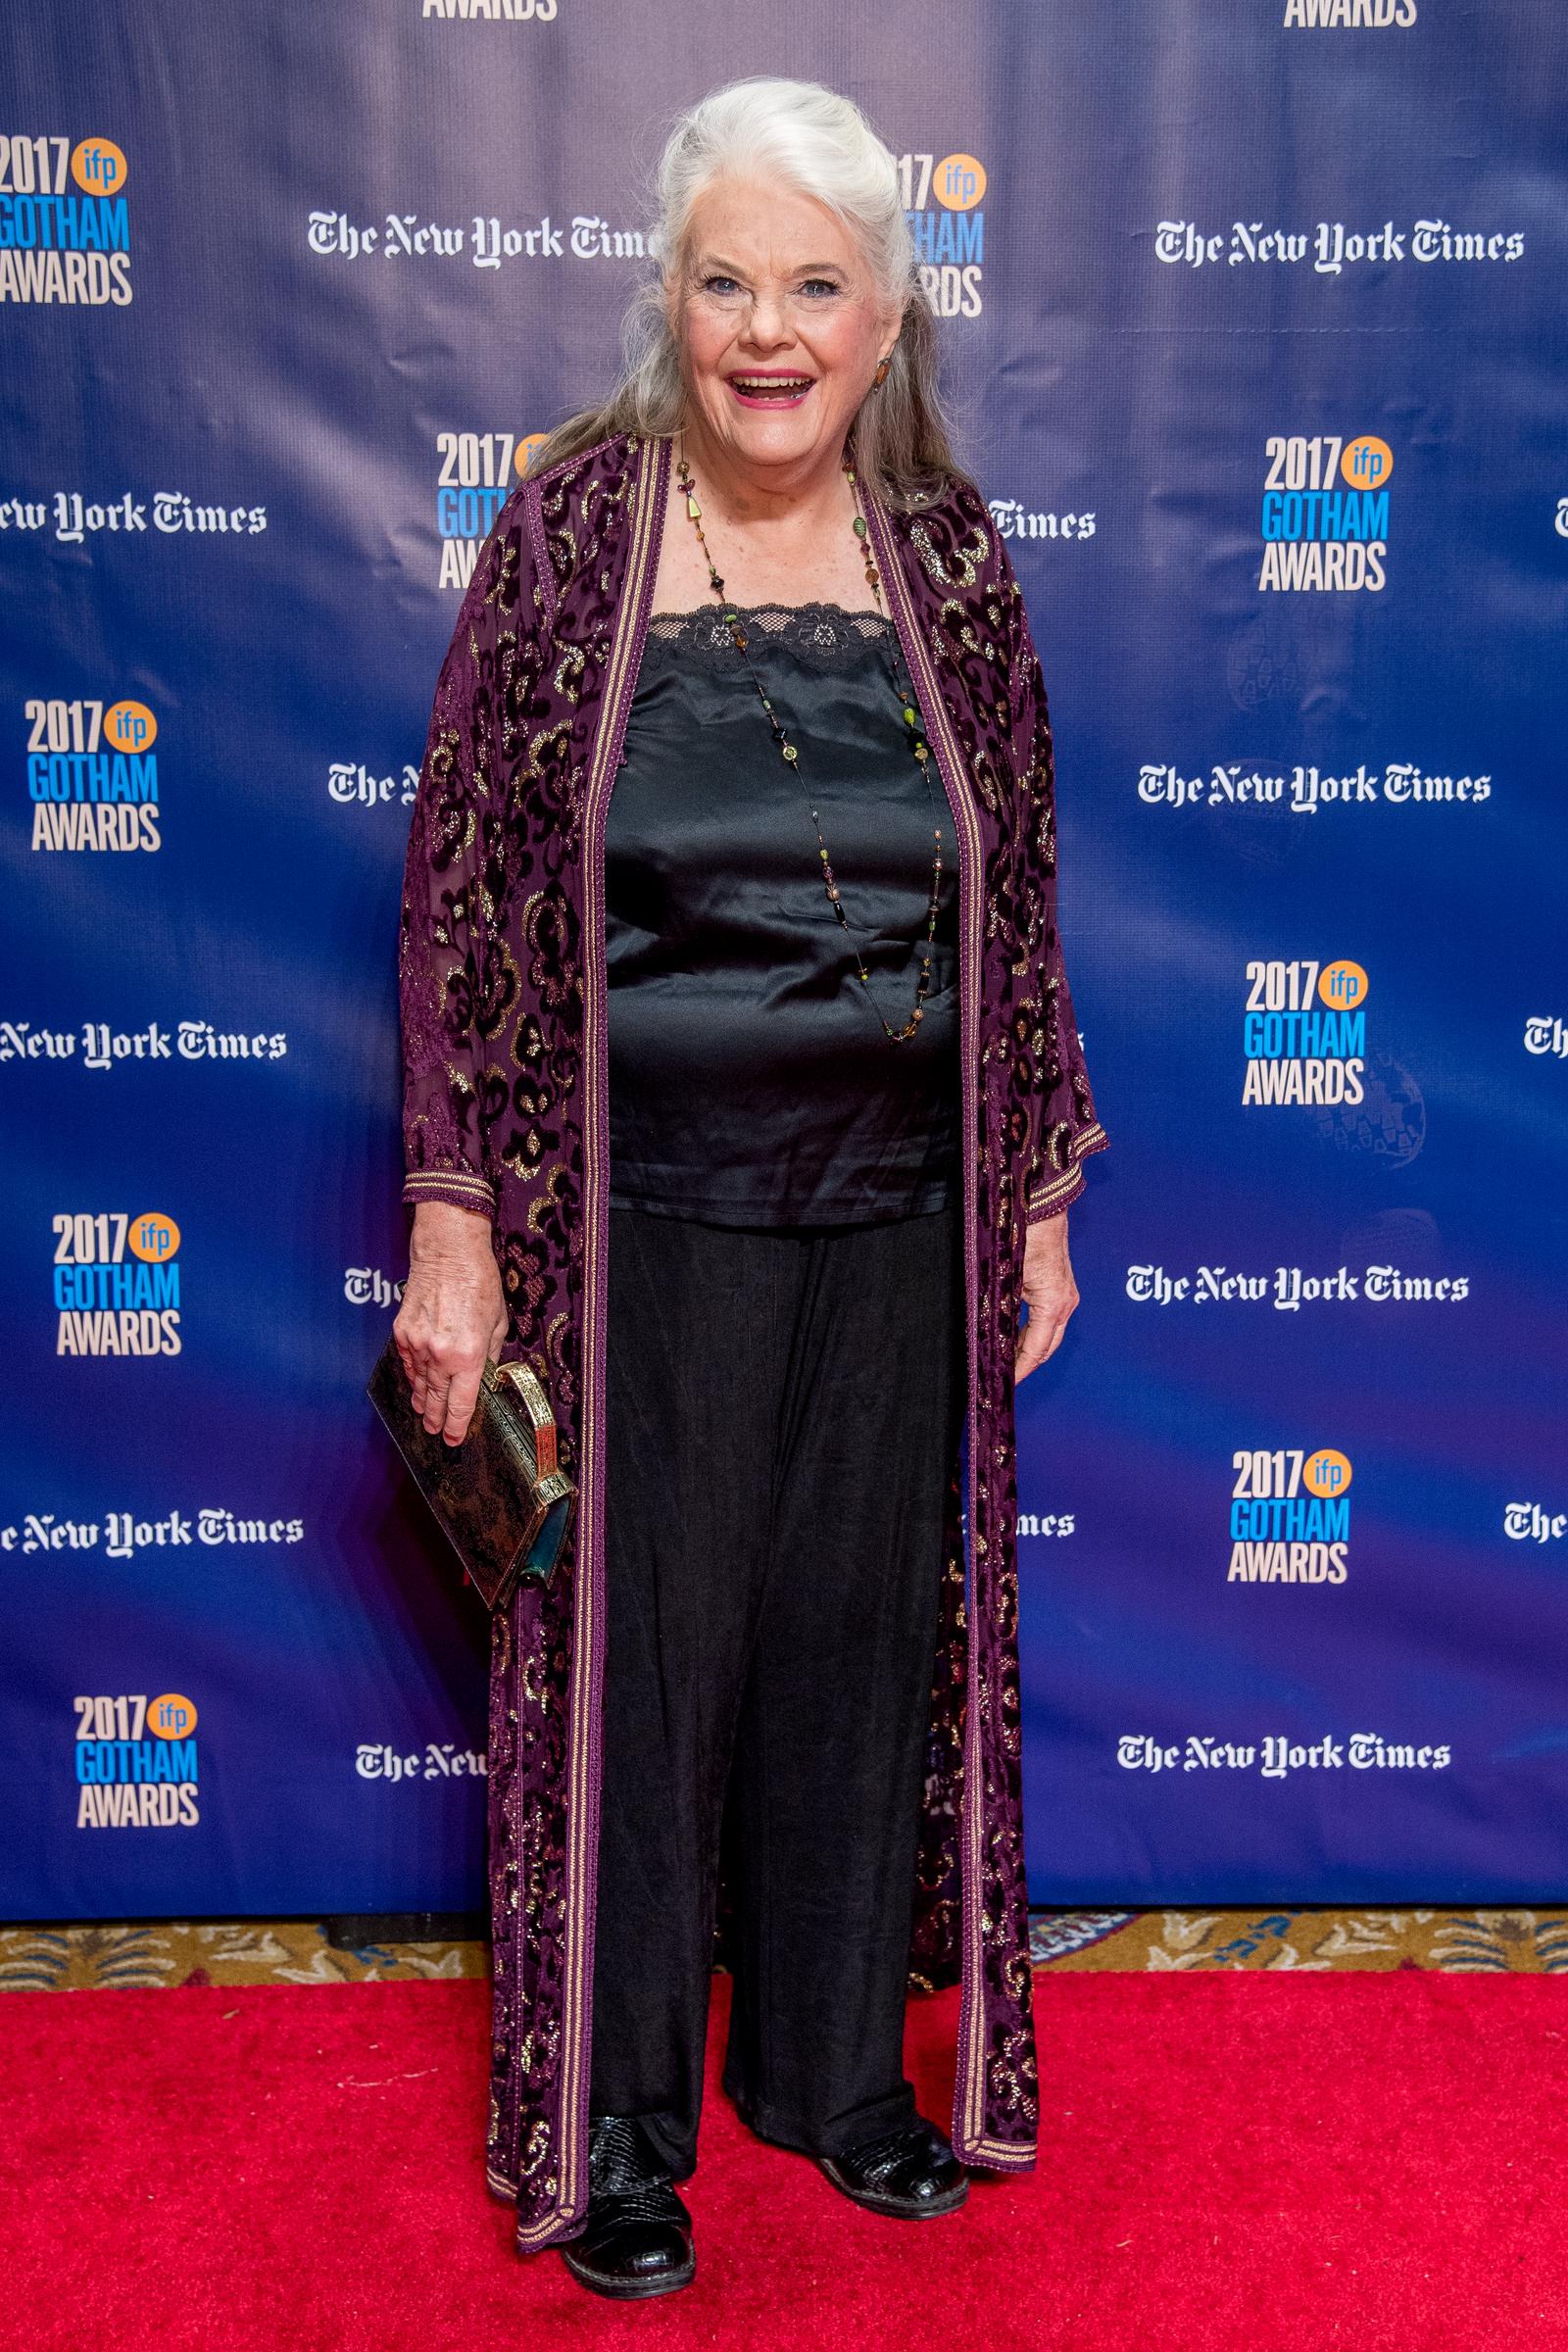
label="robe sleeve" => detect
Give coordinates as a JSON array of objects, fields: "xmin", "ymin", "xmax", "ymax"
[
  {"xmin": 1000, "ymin": 545, "xmax": 1109, "ymax": 1224},
  {"xmin": 398, "ymin": 524, "xmax": 515, "ymax": 1223}
]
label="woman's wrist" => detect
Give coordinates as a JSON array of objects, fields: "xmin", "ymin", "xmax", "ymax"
[{"xmin": 410, "ymin": 1198, "xmax": 495, "ymax": 1260}]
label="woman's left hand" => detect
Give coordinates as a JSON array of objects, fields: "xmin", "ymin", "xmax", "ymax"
[{"xmin": 1015, "ymin": 1210, "xmax": 1079, "ymax": 1382}]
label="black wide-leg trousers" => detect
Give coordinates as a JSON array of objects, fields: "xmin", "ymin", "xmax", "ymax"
[{"xmin": 588, "ymin": 1200, "xmax": 965, "ymax": 2181}]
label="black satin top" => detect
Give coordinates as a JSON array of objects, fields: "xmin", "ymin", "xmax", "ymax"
[{"xmin": 605, "ymin": 603, "xmax": 960, "ymax": 1227}]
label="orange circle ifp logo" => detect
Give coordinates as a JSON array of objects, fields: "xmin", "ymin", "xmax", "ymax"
[
  {"xmin": 514, "ymin": 432, "xmax": 549, "ymax": 479},
  {"xmin": 148, "ymin": 1692, "xmax": 198, "ymax": 1740},
  {"xmin": 1304, "ymin": 1449, "xmax": 1353, "ymax": 1499},
  {"xmin": 933, "ymin": 153, "xmax": 986, "ymax": 211},
  {"xmin": 1318, "ymin": 959, "xmax": 1368, "ymax": 1011},
  {"xmin": 105, "ymin": 700, "xmax": 157, "ymax": 754},
  {"xmin": 1341, "ymin": 435, "xmax": 1393, "ymax": 491},
  {"xmin": 128, "ymin": 1211, "xmax": 180, "ymax": 1263},
  {"xmin": 71, "ymin": 138, "xmax": 128, "ymax": 197}
]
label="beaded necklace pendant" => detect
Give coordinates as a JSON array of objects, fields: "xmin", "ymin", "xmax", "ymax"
[{"xmin": 674, "ymin": 442, "xmax": 945, "ymax": 1044}]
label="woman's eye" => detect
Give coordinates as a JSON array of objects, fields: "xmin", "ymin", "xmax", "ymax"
[
  {"xmin": 800, "ymin": 278, "xmax": 841, "ymax": 298},
  {"xmin": 702, "ymin": 274, "xmax": 742, "ymax": 297}
]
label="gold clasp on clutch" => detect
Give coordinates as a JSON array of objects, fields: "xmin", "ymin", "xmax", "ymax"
[{"xmin": 485, "ymin": 1357, "xmax": 560, "ymax": 1479}]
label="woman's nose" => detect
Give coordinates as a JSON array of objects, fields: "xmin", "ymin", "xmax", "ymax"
[{"xmin": 740, "ymin": 291, "xmax": 793, "ymax": 350}]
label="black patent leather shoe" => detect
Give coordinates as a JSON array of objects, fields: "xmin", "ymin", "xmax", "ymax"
[
  {"xmin": 818, "ymin": 2115, "xmax": 969, "ymax": 2218},
  {"xmin": 559, "ymin": 2115, "xmax": 695, "ymax": 2300}
]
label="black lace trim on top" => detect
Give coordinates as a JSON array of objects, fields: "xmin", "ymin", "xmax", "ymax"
[{"xmin": 644, "ymin": 601, "xmax": 895, "ymax": 672}]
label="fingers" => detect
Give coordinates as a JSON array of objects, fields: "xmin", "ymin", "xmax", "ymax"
[
  {"xmin": 1014, "ymin": 1281, "xmax": 1079, "ymax": 1384},
  {"xmin": 420, "ymin": 1310, "xmax": 512, "ymax": 1446},
  {"xmin": 391, "ymin": 1246, "xmax": 509, "ymax": 1447},
  {"xmin": 394, "ymin": 1335, "xmax": 432, "ymax": 1420},
  {"xmin": 393, "ymin": 1352, "xmax": 482, "ymax": 1444},
  {"xmin": 1014, "ymin": 1308, "xmax": 1061, "ymax": 1384},
  {"xmin": 392, "ymin": 1320, "xmax": 480, "ymax": 1444},
  {"xmin": 440, "ymin": 1356, "xmax": 485, "ymax": 1448}
]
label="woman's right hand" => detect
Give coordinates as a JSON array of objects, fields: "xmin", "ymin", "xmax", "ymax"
[{"xmin": 392, "ymin": 1200, "xmax": 509, "ymax": 1446}]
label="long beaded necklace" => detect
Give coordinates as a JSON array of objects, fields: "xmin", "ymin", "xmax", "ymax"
[{"xmin": 674, "ymin": 439, "xmax": 947, "ymax": 1045}]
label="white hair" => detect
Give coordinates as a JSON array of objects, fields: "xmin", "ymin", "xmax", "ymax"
[
  {"xmin": 648, "ymin": 76, "xmax": 914, "ymax": 304},
  {"xmin": 532, "ymin": 76, "xmax": 958, "ymax": 508}
]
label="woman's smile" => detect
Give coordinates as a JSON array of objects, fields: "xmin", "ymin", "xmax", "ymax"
[{"xmin": 725, "ymin": 370, "xmax": 817, "ymax": 408}]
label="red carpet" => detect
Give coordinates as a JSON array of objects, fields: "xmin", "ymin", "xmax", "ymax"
[{"xmin": 4, "ymin": 1970, "xmax": 1567, "ymax": 2351}]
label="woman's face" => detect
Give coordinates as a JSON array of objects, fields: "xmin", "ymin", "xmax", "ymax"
[{"xmin": 671, "ymin": 175, "xmax": 902, "ymax": 490}]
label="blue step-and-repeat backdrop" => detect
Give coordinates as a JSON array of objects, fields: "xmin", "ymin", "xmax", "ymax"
[{"xmin": 4, "ymin": 2, "xmax": 1565, "ymax": 1920}]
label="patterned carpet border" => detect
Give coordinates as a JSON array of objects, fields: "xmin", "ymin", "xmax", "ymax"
[{"xmin": 5, "ymin": 1908, "xmax": 1568, "ymax": 1989}]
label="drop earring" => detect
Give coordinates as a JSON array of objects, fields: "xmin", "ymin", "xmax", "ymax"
[{"xmin": 874, "ymin": 356, "xmax": 891, "ymax": 385}]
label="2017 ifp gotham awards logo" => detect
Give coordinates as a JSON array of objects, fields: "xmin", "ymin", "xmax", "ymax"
[
  {"xmin": 53, "ymin": 1210, "xmax": 181, "ymax": 1356},
  {"xmin": 75, "ymin": 1690, "xmax": 200, "ymax": 1828},
  {"xmin": 1243, "ymin": 956, "xmax": 1367, "ymax": 1105},
  {"xmin": 435, "ymin": 429, "xmax": 546, "ymax": 590},
  {"xmin": 23, "ymin": 695, "xmax": 161, "ymax": 852},
  {"xmin": 1259, "ymin": 434, "xmax": 1392, "ymax": 591},
  {"xmin": 0, "ymin": 135, "xmax": 132, "ymax": 306},
  {"xmin": 1230, "ymin": 1447, "xmax": 1352, "ymax": 1583},
  {"xmin": 898, "ymin": 150, "xmax": 986, "ymax": 318}
]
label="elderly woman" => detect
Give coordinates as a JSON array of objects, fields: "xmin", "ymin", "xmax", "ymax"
[{"xmin": 392, "ymin": 75, "xmax": 1106, "ymax": 2299}]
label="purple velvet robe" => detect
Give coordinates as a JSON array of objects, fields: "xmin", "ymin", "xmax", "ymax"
[{"xmin": 398, "ymin": 429, "xmax": 1107, "ymax": 2250}]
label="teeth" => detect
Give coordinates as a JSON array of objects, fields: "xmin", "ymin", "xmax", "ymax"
[{"xmin": 733, "ymin": 377, "xmax": 812, "ymax": 392}]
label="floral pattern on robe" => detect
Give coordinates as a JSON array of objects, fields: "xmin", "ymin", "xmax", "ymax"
[{"xmin": 398, "ymin": 431, "xmax": 1107, "ymax": 2249}]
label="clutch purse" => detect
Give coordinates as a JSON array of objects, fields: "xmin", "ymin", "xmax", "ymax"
[{"xmin": 367, "ymin": 1335, "xmax": 575, "ymax": 1612}]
